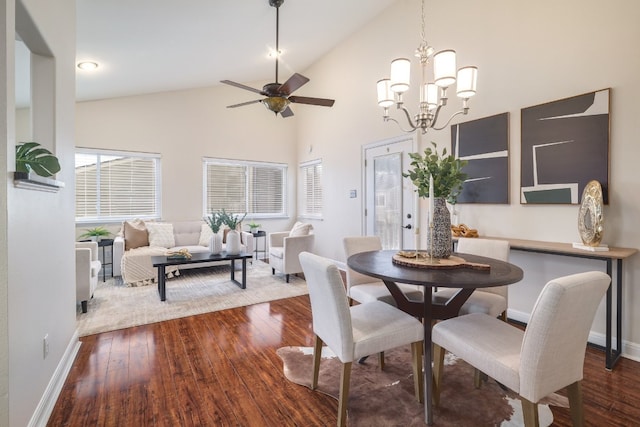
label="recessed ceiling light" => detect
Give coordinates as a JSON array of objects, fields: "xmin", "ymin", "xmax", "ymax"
[
  {"xmin": 77, "ymin": 61, "xmax": 99, "ymax": 70},
  {"xmin": 267, "ymin": 49, "xmax": 283, "ymax": 58}
]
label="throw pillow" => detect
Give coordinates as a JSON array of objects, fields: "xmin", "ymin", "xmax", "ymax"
[
  {"xmin": 146, "ymin": 222, "xmax": 176, "ymax": 248},
  {"xmin": 199, "ymin": 223, "xmax": 214, "ymax": 246},
  {"xmin": 123, "ymin": 219, "xmax": 149, "ymax": 251},
  {"xmin": 289, "ymin": 221, "xmax": 313, "ymax": 237}
]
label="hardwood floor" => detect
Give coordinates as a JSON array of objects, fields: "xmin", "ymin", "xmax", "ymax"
[{"xmin": 49, "ymin": 295, "xmax": 640, "ymax": 426}]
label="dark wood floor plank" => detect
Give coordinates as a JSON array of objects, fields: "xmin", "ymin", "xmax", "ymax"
[{"xmin": 48, "ymin": 295, "xmax": 640, "ymax": 427}]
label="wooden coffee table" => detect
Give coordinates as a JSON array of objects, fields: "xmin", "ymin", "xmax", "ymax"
[{"xmin": 151, "ymin": 251, "xmax": 253, "ymax": 301}]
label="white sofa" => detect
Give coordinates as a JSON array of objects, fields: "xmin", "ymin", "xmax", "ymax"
[
  {"xmin": 76, "ymin": 241, "xmax": 102, "ymax": 313},
  {"xmin": 114, "ymin": 220, "xmax": 254, "ymax": 286}
]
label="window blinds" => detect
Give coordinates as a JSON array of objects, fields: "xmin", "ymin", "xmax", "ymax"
[
  {"xmin": 204, "ymin": 159, "xmax": 286, "ymax": 217},
  {"xmin": 75, "ymin": 151, "xmax": 160, "ymax": 221}
]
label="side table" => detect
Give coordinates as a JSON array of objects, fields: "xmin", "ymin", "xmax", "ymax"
[
  {"xmin": 252, "ymin": 231, "xmax": 267, "ymax": 260},
  {"xmin": 98, "ymin": 238, "xmax": 114, "ymax": 282}
]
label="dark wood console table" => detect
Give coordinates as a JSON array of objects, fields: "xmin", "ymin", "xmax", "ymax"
[{"xmin": 461, "ymin": 237, "xmax": 637, "ymax": 370}]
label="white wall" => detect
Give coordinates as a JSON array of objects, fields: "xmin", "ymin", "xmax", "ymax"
[
  {"xmin": 75, "ymin": 83, "xmax": 299, "ymax": 234},
  {"xmin": 2, "ymin": 0, "xmax": 77, "ymax": 426},
  {"xmin": 296, "ymin": 0, "xmax": 640, "ymax": 357}
]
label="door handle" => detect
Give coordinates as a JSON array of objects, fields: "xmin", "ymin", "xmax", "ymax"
[{"xmin": 403, "ymin": 224, "xmax": 412, "ymax": 230}]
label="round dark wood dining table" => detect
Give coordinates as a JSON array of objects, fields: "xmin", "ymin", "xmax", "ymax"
[{"xmin": 347, "ymin": 250, "xmax": 524, "ymax": 425}]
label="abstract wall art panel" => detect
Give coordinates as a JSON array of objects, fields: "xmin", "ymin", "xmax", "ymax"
[
  {"xmin": 520, "ymin": 89, "xmax": 610, "ymax": 204},
  {"xmin": 451, "ymin": 112, "xmax": 509, "ymax": 204}
]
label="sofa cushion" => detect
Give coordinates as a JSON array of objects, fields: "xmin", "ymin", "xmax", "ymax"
[
  {"xmin": 289, "ymin": 221, "xmax": 313, "ymax": 237},
  {"xmin": 172, "ymin": 221, "xmax": 203, "ymax": 246},
  {"xmin": 123, "ymin": 219, "xmax": 149, "ymax": 251},
  {"xmin": 146, "ymin": 223, "xmax": 175, "ymax": 248},
  {"xmin": 199, "ymin": 224, "xmax": 214, "ymax": 246}
]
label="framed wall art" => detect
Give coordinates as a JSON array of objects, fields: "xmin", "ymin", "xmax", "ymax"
[
  {"xmin": 520, "ymin": 88, "xmax": 610, "ymax": 204},
  {"xmin": 451, "ymin": 112, "xmax": 509, "ymax": 204}
]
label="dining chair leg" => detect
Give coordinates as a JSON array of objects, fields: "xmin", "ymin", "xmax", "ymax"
[
  {"xmin": 432, "ymin": 343, "xmax": 445, "ymax": 407},
  {"xmin": 411, "ymin": 341, "xmax": 424, "ymax": 403},
  {"xmin": 338, "ymin": 362, "xmax": 352, "ymax": 427},
  {"xmin": 378, "ymin": 351, "xmax": 385, "ymax": 370},
  {"xmin": 567, "ymin": 381, "xmax": 584, "ymax": 427},
  {"xmin": 499, "ymin": 311, "xmax": 507, "ymax": 322},
  {"xmin": 520, "ymin": 397, "xmax": 539, "ymax": 427},
  {"xmin": 311, "ymin": 335, "xmax": 323, "ymax": 390},
  {"xmin": 473, "ymin": 368, "xmax": 489, "ymax": 388}
]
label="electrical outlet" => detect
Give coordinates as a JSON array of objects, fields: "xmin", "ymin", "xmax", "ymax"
[{"xmin": 43, "ymin": 334, "xmax": 49, "ymax": 359}]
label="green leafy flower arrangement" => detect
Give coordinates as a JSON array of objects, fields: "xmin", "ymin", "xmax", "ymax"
[{"xmin": 404, "ymin": 142, "xmax": 468, "ymax": 204}]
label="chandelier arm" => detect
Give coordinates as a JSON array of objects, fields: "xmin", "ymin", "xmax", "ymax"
[
  {"xmin": 431, "ymin": 109, "xmax": 468, "ymax": 131},
  {"xmin": 398, "ymin": 105, "xmax": 420, "ymax": 131},
  {"xmin": 385, "ymin": 116, "xmax": 418, "ymax": 134}
]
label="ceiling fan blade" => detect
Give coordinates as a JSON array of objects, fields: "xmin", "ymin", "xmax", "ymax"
[
  {"xmin": 221, "ymin": 80, "xmax": 264, "ymax": 95},
  {"xmin": 226, "ymin": 99, "xmax": 263, "ymax": 108},
  {"xmin": 278, "ymin": 73, "xmax": 309, "ymax": 95},
  {"xmin": 280, "ymin": 106, "xmax": 294, "ymax": 118},
  {"xmin": 288, "ymin": 96, "xmax": 335, "ymax": 107}
]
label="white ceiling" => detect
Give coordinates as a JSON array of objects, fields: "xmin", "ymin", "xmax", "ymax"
[{"xmin": 68, "ymin": 0, "xmax": 396, "ymax": 104}]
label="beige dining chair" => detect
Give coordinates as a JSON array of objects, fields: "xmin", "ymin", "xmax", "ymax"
[
  {"xmin": 432, "ymin": 271, "xmax": 610, "ymax": 427},
  {"xmin": 343, "ymin": 236, "xmax": 424, "ymax": 306},
  {"xmin": 432, "ymin": 237, "xmax": 510, "ymax": 320},
  {"xmin": 299, "ymin": 251, "xmax": 424, "ymax": 427}
]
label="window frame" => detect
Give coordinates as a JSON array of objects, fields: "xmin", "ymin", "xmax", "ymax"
[
  {"xmin": 299, "ymin": 158, "xmax": 323, "ymax": 220},
  {"xmin": 202, "ymin": 157, "xmax": 288, "ymax": 219},
  {"xmin": 75, "ymin": 147, "xmax": 162, "ymax": 224}
]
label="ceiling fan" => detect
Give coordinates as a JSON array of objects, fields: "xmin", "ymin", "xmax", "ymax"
[{"xmin": 221, "ymin": 0, "xmax": 335, "ymax": 118}]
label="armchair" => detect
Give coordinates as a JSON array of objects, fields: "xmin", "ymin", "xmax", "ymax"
[
  {"xmin": 268, "ymin": 222, "xmax": 314, "ymax": 283},
  {"xmin": 75, "ymin": 241, "xmax": 102, "ymax": 313}
]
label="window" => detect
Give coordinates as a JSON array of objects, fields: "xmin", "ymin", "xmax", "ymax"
[
  {"xmin": 203, "ymin": 158, "xmax": 287, "ymax": 217},
  {"xmin": 300, "ymin": 159, "xmax": 323, "ymax": 218},
  {"xmin": 75, "ymin": 149, "xmax": 161, "ymax": 222}
]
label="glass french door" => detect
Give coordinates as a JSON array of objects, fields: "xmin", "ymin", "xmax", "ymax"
[{"xmin": 364, "ymin": 136, "xmax": 417, "ymax": 250}]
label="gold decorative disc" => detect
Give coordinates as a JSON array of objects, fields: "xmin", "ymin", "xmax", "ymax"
[{"xmin": 578, "ymin": 180, "xmax": 604, "ymax": 246}]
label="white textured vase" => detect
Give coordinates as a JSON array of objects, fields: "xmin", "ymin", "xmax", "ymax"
[
  {"xmin": 226, "ymin": 230, "xmax": 242, "ymax": 255},
  {"xmin": 209, "ymin": 233, "xmax": 223, "ymax": 255}
]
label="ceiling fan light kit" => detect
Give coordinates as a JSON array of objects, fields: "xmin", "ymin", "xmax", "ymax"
[
  {"xmin": 377, "ymin": 0, "xmax": 478, "ymax": 133},
  {"xmin": 221, "ymin": 0, "xmax": 335, "ymax": 118}
]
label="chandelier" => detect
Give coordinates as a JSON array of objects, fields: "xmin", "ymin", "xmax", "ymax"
[{"xmin": 376, "ymin": 0, "xmax": 478, "ymax": 134}]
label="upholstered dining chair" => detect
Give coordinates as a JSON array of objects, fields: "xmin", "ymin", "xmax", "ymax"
[
  {"xmin": 432, "ymin": 271, "xmax": 610, "ymax": 427},
  {"xmin": 432, "ymin": 237, "xmax": 511, "ymax": 320},
  {"xmin": 299, "ymin": 251, "xmax": 424, "ymax": 427},
  {"xmin": 343, "ymin": 236, "xmax": 424, "ymax": 306}
]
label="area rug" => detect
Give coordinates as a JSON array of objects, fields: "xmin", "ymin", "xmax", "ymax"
[
  {"xmin": 77, "ymin": 260, "xmax": 307, "ymax": 336},
  {"xmin": 277, "ymin": 346, "xmax": 568, "ymax": 426}
]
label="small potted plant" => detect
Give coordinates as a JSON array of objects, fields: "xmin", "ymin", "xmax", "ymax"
[
  {"xmin": 204, "ymin": 212, "xmax": 223, "ymax": 254},
  {"xmin": 79, "ymin": 226, "xmax": 112, "ymax": 242},
  {"xmin": 247, "ymin": 221, "xmax": 261, "ymax": 234},
  {"xmin": 219, "ymin": 209, "xmax": 247, "ymax": 255}
]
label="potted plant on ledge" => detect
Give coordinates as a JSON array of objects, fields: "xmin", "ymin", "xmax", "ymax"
[{"xmin": 403, "ymin": 142, "xmax": 467, "ymax": 258}]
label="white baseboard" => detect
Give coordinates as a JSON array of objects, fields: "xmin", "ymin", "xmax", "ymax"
[
  {"xmin": 28, "ymin": 330, "xmax": 81, "ymax": 427},
  {"xmin": 507, "ymin": 308, "xmax": 640, "ymax": 363}
]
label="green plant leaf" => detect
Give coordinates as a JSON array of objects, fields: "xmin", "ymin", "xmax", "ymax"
[{"xmin": 15, "ymin": 142, "xmax": 61, "ymax": 177}]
